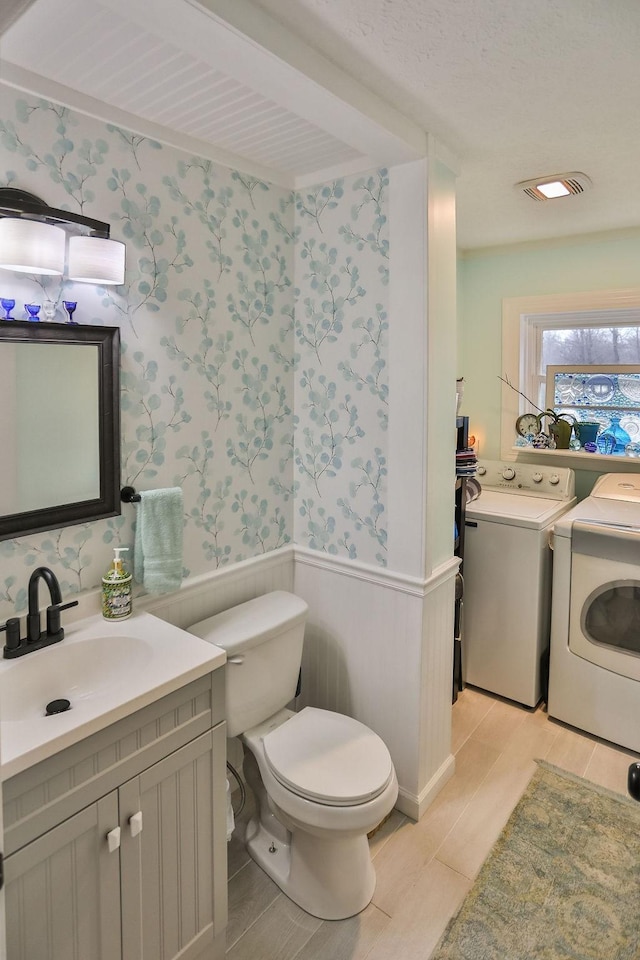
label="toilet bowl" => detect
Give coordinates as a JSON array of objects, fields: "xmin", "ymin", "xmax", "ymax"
[{"xmin": 188, "ymin": 591, "xmax": 398, "ymax": 920}]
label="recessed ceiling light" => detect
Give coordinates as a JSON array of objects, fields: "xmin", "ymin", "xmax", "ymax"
[
  {"xmin": 515, "ymin": 172, "xmax": 592, "ymax": 201},
  {"xmin": 536, "ymin": 181, "xmax": 571, "ymax": 199}
]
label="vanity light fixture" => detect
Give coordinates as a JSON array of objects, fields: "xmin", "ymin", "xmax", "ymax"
[
  {"xmin": 515, "ymin": 172, "xmax": 592, "ymax": 201},
  {"xmin": 0, "ymin": 187, "xmax": 125, "ymax": 285}
]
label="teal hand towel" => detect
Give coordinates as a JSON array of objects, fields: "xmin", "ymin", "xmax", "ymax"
[{"xmin": 134, "ymin": 487, "xmax": 184, "ymax": 594}]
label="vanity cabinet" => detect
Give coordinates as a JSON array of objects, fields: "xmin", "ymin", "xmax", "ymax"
[
  {"xmin": 3, "ymin": 671, "xmax": 227, "ymax": 960},
  {"xmin": 5, "ymin": 792, "xmax": 121, "ymax": 959}
]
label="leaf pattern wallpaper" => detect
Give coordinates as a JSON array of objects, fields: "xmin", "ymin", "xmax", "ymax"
[{"xmin": 0, "ymin": 88, "xmax": 389, "ymax": 618}]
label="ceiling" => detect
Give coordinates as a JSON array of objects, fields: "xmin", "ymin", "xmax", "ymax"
[
  {"xmin": 248, "ymin": 0, "xmax": 640, "ymax": 251},
  {"xmin": 2, "ymin": 0, "xmax": 640, "ymax": 251}
]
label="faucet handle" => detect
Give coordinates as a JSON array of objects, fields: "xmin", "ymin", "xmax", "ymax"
[
  {"xmin": 1, "ymin": 617, "xmax": 22, "ymax": 656},
  {"xmin": 46, "ymin": 600, "xmax": 79, "ymax": 639}
]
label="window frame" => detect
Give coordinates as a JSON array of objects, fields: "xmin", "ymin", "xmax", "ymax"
[{"xmin": 501, "ymin": 288, "xmax": 640, "ymax": 470}]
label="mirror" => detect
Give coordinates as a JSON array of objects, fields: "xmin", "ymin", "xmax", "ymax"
[{"xmin": 0, "ymin": 321, "xmax": 120, "ymax": 539}]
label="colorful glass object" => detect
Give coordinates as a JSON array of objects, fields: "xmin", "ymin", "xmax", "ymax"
[
  {"xmin": 596, "ymin": 416, "xmax": 631, "ymax": 455},
  {"xmin": 25, "ymin": 303, "xmax": 41, "ymax": 321},
  {"xmin": 604, "ymin": 415, "xmax": 631, "ymax": 454},
  {"xmin": 63, "ymin": 300, "xmax": 77, "ymax": 324},
  {"xmin": 1, "ymin": 298, "xmax": 15, "ymax": 320}
]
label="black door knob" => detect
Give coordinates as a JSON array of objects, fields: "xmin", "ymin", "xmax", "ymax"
[{"xmin": 628, "ymin": 762, "xmax": 640, "ymax": 801}]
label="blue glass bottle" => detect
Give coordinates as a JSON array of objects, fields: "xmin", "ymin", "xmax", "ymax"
[{"xmin": 597, "ymin": 415, "xmax": 631, "ymax": 455}]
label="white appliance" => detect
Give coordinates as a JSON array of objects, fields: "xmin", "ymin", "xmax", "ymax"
[
  {"xmin": 548, "ymin": 473, "xmax": 640, "ymax": 753},
  {"xmin": 463, "ymin": 460, "xmax": 576, "ymax": 707}
]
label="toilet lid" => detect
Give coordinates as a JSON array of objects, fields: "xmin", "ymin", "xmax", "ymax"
[{"xmin": 262, "ymin": 707, "xmax": 394, "ymax": 806}]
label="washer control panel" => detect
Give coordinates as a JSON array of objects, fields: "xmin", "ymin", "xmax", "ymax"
[{"xmin": 475, "ymin": 460, "xmax": 575, "ymax": 499}]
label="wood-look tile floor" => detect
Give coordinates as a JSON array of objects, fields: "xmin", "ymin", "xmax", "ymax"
[{"xmin": 226, "ymin": 686, "xmax": 639, "ymax": 959}]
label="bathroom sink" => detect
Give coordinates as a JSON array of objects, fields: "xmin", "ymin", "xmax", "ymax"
[
  {"xmin": 0, "ymin": 635, "xmax": 151, "ymax": 722},
  {"xmin": 0, "ymin": 611, "xmax": 226, "ymax": 779}
]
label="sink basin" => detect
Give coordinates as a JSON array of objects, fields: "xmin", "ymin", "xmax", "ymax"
[
  {"xmin": 0, "ymin": 611, "xmax": 226, "ymax": 780},
  {"xmin": 1, "ymin": 635, "xmax": 151, "ymax": 722}
]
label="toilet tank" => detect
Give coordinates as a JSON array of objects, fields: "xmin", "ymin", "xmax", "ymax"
[{"xmin": 188, "ymin": 591, "xmax": 308, "ymax": 737}]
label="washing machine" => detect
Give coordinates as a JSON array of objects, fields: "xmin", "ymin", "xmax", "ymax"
[
  {"xmin": 463, "ymin": 460, "xmax": 576, "ymax": 707},
  {"xmin": 548, "ymin": 473, "xmax": 640, "ymax": 753}
]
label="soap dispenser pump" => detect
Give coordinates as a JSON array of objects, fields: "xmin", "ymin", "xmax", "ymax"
[{"xmin": 102, "ymin": 547, "xmax": 132, "ymax": 620}]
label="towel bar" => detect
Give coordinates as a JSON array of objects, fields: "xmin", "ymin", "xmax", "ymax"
[{"xmin": 121, "ymin": 486, "xmax": 141, "ymax": 503}]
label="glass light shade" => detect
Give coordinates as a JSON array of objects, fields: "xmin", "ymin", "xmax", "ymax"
[
  {"xmin": 0, "ymin": 218, "xmax": 65, "ymax": 275},
  {"xmin": 68, "ymin": 236, "xmax": 125, "ymax": 285},
  {"xmin": 536, "ymin": 180, "xmax": 571, "ymax": 198}
]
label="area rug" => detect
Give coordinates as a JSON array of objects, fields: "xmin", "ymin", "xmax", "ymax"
[{"xmin": 430, "ymin": 762, "xmax": 640, "ymax": 960}]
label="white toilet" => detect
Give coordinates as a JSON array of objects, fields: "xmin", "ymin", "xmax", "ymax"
[{"xmin": 188, "ymin": 590, "xmax": 398, "ymax": 920}]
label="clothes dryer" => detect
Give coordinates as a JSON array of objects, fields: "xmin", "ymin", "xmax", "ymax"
[
  {"xmin": 463, "ymin": 460, "xmax": 576, "ymax": 707},
  {"xmin": 548, "ymin": 473, "xmax": 640, "ymax": 752}
]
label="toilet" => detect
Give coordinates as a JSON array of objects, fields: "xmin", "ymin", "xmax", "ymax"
[{"xmin": 188, "ymin": 590, "xmax": 398, "ymax": 920}]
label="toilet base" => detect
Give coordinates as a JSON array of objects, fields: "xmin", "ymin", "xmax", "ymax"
[
  {"xmin": 242, "ymin": 744, "xmax": 377, "ymax": 920},
  {"xmin": 245, "ymin": 812, "xmax": 376, "ymax": 921}
]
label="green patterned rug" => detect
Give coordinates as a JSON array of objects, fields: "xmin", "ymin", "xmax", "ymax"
[{"xmin": 431, "ymin": 762, "xmax": 640, "ymax": 960}]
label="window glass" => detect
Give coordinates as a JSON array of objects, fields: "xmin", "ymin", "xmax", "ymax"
[
  {"xmin": 531, "ymin": 321, "xmax": 640, "ymax": 455},
  {"xmin": 545, "ymin": 365, "xmax": 640, "ymax": 450},
  {"xmin": 500, "ymin": 291, "xmax": 640, "ymax": 464}
]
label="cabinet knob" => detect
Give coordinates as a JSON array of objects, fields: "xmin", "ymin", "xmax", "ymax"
[
  {"xmin": 129, "ymin": 811, "xmax": 143, "ymax": 838},
  {"xmin": 106, "ymin": 826, "xmax": 121, "ymax": 853}
]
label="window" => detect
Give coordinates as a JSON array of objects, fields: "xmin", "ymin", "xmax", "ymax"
[
  {"xmin": 547, "ymin": 364, "xmax": 640, "ymax": 451},
  {"xmin": 501, "ymin": 289, "xmax": 640, "ymax": 465}
]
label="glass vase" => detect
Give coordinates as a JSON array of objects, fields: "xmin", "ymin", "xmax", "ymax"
[{"xmin": 597, "ymin": 415, "xmax": 631, "ymax": 455}]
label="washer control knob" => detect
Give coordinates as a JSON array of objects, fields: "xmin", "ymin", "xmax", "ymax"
[
  {"xmin": 532, "ymin": 472, "xmax": 543, "ymax": 483},
  {"xmin": 502, "ymin": 467, "xmax": 516, "ymax": 480},
  {"xmin": 477, "ymin": 465, "xmax": 486, "ymax": 476},
  {"xmin": 549, "ymin": 474, "xmax": 560, "ymax": 485}
]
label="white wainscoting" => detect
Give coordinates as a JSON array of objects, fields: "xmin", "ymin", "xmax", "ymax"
[
  {"xmin": 293, "ymin": 547, "xmax": 457, "ymax": 820},
  {"xmin": 144, "ymin": 548, "xmax": 295, "ymax": 628},
  {"xmin": 79, "ymin": 544, "xmax": 456, "ymax": 821}
]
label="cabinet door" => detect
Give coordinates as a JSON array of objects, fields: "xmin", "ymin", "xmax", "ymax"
[
  {"xmin": 119, "ymin": 726, "xmax": 227, "ymax": 960},
  {"xmin": 5, "ymin": 792, "xmax": 121, "ymax": 960}
]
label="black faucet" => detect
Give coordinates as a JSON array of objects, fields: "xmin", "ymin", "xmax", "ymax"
[
  {"xmin": 28, "ymin": 566, "xmax": 62, "ymax": 644},
  {"xmin": 0, "ymin": 566, "xmax": 78, "ymax": 659}
]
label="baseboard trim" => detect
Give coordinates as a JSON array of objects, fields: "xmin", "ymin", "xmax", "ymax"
[{"xmin": 395, "ymin": 752, "xmax": 456, "ymax": 821}]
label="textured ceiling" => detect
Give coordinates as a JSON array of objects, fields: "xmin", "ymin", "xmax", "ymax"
[
  {"xmin": 249, "ymin": 0, "xmax": 640, "ymax": 250},
  {"xmin": 3, "ymin": 0, "xmax": 640, "ymax": 250}
]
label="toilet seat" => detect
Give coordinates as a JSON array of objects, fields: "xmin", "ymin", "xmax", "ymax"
[{"xmin": 262, "ymin": 707, "xmax": 394, "ymax": 807}]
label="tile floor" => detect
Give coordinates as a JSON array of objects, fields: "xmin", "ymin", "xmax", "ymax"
[{"xmin": 225, "ymin": 686, "xmax": 639, "ymax": 959}]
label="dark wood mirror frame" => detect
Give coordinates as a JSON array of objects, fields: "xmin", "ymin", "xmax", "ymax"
[{"xmin": 0, "ymin": 321, "xmax": 120, "ymax": 540}]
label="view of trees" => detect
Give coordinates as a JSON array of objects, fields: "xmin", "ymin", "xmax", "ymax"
[{"xmin": 542, "ymin": 326, "xmax": 640, "ymax": 365}]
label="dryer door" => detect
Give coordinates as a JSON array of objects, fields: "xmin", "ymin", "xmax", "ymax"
[{"xmin": 569, "ymin": 521, "xmax": 640, "ymax": 681}]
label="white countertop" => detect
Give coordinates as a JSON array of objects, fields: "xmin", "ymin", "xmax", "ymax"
[{"xmin": 0, "ymin": 611, "xmax": 226, "ymax": 780}]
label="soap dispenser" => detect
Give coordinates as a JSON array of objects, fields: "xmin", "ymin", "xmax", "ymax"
[{"xmin": 102, "ymin": 547, "xmax": 132, "ymax": 620}]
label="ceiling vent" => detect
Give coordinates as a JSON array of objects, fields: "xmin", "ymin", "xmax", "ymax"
[{"xmin": 516, "ymin": 172, "xmax": 592, "ymax": 201}]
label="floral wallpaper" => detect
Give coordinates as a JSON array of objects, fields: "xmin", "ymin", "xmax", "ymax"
[
  {"xmin": 293, "ymin": 173, "xmax": 389, "ymax": 564},
  {"xmin": 0, "ymin": 87, "xmax": 389, "ymax": 620}
]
